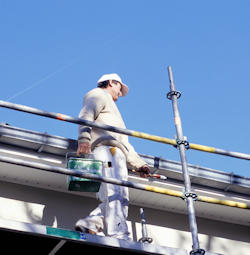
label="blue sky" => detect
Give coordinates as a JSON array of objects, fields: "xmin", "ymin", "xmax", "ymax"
[{"xmin": 1, "ymin": 1, "xmax": 250, "ymax": 178}]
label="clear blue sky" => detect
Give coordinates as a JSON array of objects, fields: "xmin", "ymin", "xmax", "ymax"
[{"xmin": 1, "ymin": 1, "xmax": 250, "ymax": 178}]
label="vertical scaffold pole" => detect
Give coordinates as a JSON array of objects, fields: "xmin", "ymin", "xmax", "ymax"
[
  {"xmin": 139, "ymin": 208, "xmax": 153, "ymax": 244},
  {"xmin": 167, "ymin": 66, "xmax": 202, "ymax": 255}
]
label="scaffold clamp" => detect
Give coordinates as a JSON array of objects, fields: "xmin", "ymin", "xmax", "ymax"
[
  {"xmin": 190, "ymin": 248, "xmax": 205, "ymax": 255},
  {"xmin": 167, "ymin": 90, "xmax": 181, "ymax": 99},
  {"xmin": 182, "ymin": 188, "xmax": 198, "ymax": 202},
  {"xmin": 174, "ymin": 136, "xmax": 190, "ymax": 150},
  {"xmin": 139, "ymin": 237, "xmax": 153, "ymax": 243}
]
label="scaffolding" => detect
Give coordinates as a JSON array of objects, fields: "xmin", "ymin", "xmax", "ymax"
[{"xmin": 0, "ymin": 66, "xmax": 249, "ymax": 254}]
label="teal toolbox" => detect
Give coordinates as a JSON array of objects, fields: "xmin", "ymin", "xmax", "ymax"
[{"xmin": 67, "ymin": 156, "xmax": 103, "ymax": 192}]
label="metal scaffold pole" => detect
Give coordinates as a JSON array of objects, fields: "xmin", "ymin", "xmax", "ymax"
[
  {"xmin": 167, "ymin": 66, "xmax": 204, "ymax": 255},
  {"xmin": 0, "ymin": 154, "xmax": 249, "ymax": 210},
  {"xmin": 1, "ymin": 99, "xmax": 250, "ymax": 161}
]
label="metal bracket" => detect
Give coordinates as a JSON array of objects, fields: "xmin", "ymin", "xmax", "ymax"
[
  {"xmin": 182, "ymin": 188, "xmax": 198, "ymax": 202},
  {"xmin": 37, "ymin": 132, "xmax": 48, "ymax": 153},
  {"xmin": 190, "ymin": 248, "xmax": 205, "ymax": 255},
  {"xmin": 224, "ymin": 172, "xmax": 234, "ymax": 191},
  {"xmin": 0, "ymin": 123, "xmax": 10, "ymax": 138},
  {"xmin": 167, "ymin": 90, "xmax": 181, "ymax": 100},
  {"xmin": 152, "ymin": 156, "xmax": 162, "ymax": 174}
]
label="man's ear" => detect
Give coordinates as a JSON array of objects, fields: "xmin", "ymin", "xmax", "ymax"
[{"xmin": 109, "ymin": 80, "xmax": 114, "ymax": 87}]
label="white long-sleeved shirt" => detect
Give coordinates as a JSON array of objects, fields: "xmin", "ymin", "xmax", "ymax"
[{"xmin": 78, "ymin": 88, "xmax": 146, "ymax": 170}]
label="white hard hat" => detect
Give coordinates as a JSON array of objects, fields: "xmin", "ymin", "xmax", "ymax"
[{"xmin": 97, "ymin": 73, "xmax": 129, "ymax": 97}]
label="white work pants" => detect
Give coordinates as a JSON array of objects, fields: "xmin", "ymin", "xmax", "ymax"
[{"xmin": 76, "ymin": 146, "xmax": 130, "ymax": 240}]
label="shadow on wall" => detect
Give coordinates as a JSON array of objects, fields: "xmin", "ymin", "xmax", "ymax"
[
  {"xmin": 204, "ymin": 234, "xmax": 249, "ymax": 255},
  {"xmin": 41, "ymin": 192, "xmax": 99, "ymax": 230},
  {"xmin": 128, "ymin": 204, "xmax": 250, "ymax": 254},
  {"xmin": 0, "ymin": 181, "xmax": 99, "ymax": 230}
]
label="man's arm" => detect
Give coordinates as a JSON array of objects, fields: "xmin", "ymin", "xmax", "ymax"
[{"xmin": 77, "ymin": 89, "xmax": 106, "ymax": 155}]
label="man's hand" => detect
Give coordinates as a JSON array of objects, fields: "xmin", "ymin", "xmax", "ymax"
[
  {"xmin": 77, "ymin": 142, "xmax": 91, "ymax": 156},
  {"xmin": 139, "ymin": 164, "xmax": 151, "ymax": 178}
]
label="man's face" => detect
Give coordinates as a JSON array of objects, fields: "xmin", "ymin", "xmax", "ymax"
[{"xmin": 110, "ymin": 81, "xmax": 122, "ymax": 102}]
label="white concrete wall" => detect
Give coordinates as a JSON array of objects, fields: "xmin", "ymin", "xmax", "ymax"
[{"xmin": 0, "ymin": 180, "xmax": 249, "ymax": 255}]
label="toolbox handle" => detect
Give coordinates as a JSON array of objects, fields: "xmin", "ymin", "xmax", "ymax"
[{"xmin": 65, "ymin": 152, "xmax": 93, "ymax": 167}]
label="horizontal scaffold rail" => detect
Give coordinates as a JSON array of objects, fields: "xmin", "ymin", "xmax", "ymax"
[
  {"xmin": 0, "ymin": 100, "xmax": 250, "ymax": 161},
  {"xmin": 0, "ymin": 154, "xmax": 249, "ymax": 210}
]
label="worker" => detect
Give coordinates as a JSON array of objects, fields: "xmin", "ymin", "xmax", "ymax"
[{"xmin": 75, "ymin": 73, "xmax": 151, "ymax": 240}]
